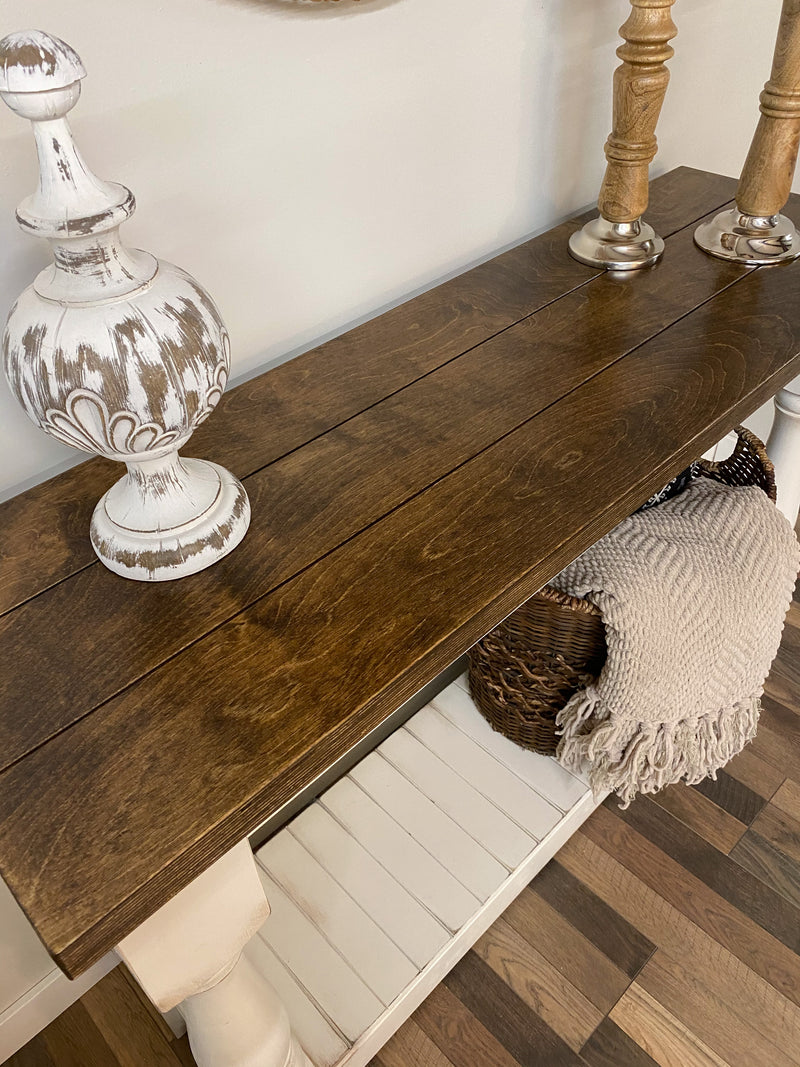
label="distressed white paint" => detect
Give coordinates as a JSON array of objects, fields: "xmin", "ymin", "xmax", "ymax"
[
  {"xmin": 0, "ymin": 0, "xmax": 789, "ymax": 503},
  {"xmin": 0, "ymin": 30, "xmax": 250, "ymax": 580},
  {"xmin": 767, "ymin": 372, "xmax": 800, "ymax": 527},
  {"xmin": 254, "ymin": 683, "xmax": 601, "ymax": 1067},
  {"xmin": 117, "ymin": 839, "xmax": 310, "ymax": 1067}
]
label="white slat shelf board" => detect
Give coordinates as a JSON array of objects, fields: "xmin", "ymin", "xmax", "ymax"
[{"xmin": 252, "ymin": 680, "xmax": 602, "ymax": 1067}]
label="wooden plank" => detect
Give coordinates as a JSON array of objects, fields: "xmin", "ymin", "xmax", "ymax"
[
  {"xmin": 501, "ymin": 887, "xmax": 630, "ymax": 1014},
  {"xmin": 609, "ymin": 797, "xmax": 800, "ymax": 954},
  {"xmin": 255, "ymin": 870, "xmax": 383, "ymax": 1043},
  {"xmin": 610, "ymin": 983, "xmax": 732, "ymax": 1067},
  {"xmin": 560, "ymin": 830, "xmax": 800, "ymax": 1055},
  {"xmin": 0, "ymin": 202, "xmax": 754, "ymax": 772},
  {"xmin": 256, "ymin": 831, "xmax": 418, "ymax": 1005},
  {"xmin": 724, "ymin": 746, "xmax": 785, "ymax": 801},
  {"xmin": 0, "ymin": 166, "xmax": 738, "ymax": 614},
  {"xmin": 575, "ymin": 806, "xmax": 800, "ymax": 1010},
  {"xmin": 442, "ymin": 950, "xmax": 585, "ymax": 1067},
  {"xmin": 288, "ymin": 803, "xmax": 449, "ymax": 970},
  {"xmin": 245, "ymin": 937, "xmax": 349, "ymax": 1067},
  {"xmin": 431, "ymin": 682, "xmax": 588, "ymax": 805},
  {"xmin": 730, "ymin": 830, "xmax": 800, "ymax": 910},
  {"xmin": 370, "ymin": 1019, "xmax": 455, "ymax": 1067},
  {"xmin": 529, "ymin": 859, "xmax": 655, "ymax": 978},
  {"xmin": 3, "ymin": 170, "xmax": 800, "ymax": 975},
  {"xmin": 771, "ymin": 778, "xmax": 800, "ymax": 821},
  {"xmin": 348, "ymin": 752, "xmax": 507, "ymax": 901},
  {"xmin": 320, "ymin": 777, "xmax": 481, "ymax": 932},
  {"xmin": 580, "ymin": 1018, "xmax": 660, "ymax": 1067},
  {"xmin": 471, "ymin": 916, "xmax": 602, "ymax": 1053},
  {"xmin": 405, "ymin": 707, "xmax": 561, "ymax": 840},
  {"xmin": 651, "ymin": 783, "xmax": 747, "ymax": 853},
  {"xmin": 413, "ymin": 983, "xmax": 521, "ymax": 1067},
  {"xmin": 636, "ymin": 949, "xmax": 797, "ymax": 1067},
  {"xmin": 376, "ymin": 727, "xmax": 537, "ymax": 869},
  {"xmin": 691, "ymin": 770, "xmax": 766, "ymax": 825}
]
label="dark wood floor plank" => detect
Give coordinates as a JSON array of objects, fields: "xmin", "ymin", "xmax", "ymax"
[
  {"xmin": 473, "ymin": 915, "xmax": 603, "ymax": 1052},
  {"xmin": 414, "ymin": 982, "xmax": 522, "ymax": 1067},
  {"xmin": 724, "ymin": 746, "xmax": 786, "ymax": 800},
  {"xmin": 81, "ymin": 966, "xmax": 188, "ymax": 1067},
  {"xmin": 0, "ymin": 167, "xmax": 737, "ymax": 617},
  {"xmin": 559, "ymin": 826, "xmax": 800, "ymax": 1056},
  {"xmin": 637, "ymin": 949, "xmax": 797, "ymax": 1067},
  {"xmin": 442, "ymin": 951, "xmax": 586, "ymax": 1067},
  {"xmin": 371, "ymin": 1018, "xmax": 456, "ymax": 1067},
  {"xmin": 529, "ymin": 859, "xmax": 655, "ymax": 978},
  {"xmin": 691, "ymin": 769, "xmax": 766, "ymax": 825},
  {"xmin": 731, "ymin": 830, "xmax": 800, "ymax": 910},
  {"xmin": 39, "ymin": 1001, "xmax": 119, "ymax": 1067},
  {"xmin": 649, "ymin": 781, "xmax": 746, "ymax": 853},
  {"xmin": 580, "ymin": 1017, "xmax": 659, "ymax": 1067},
  {"xmin": 772, "ymin": 778, "xmax": 800, "ymax": 822},
  {"xmin": 501, "ymin": 887, "xmax": 630, "ymax": 1014},
  {"xmin": 578, "ymin": 805, "xmax": 800, "ymax": 1009},
  {"xmin": 6, "ymin": 1038, "xmax": 57, "ymax": 1067},
  {"xmin": 0, "ymin": 206, "xmax": 753, "ymax": 773},
  {"xmin": 608, "ymin": 795, "xmax": 800, "ymax": 954}
]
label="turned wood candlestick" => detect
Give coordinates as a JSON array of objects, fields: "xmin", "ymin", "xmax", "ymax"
[
  {"xmin": 0, "ymin": 30, "xmax": 250, "ymax": 581},
  {"xmin": 695, "ymin": 0, "xmax": 800, "ymax": 263},
  {"xmin": 570, "ymin": 0, "xmax": 677, "ymax": 270}
]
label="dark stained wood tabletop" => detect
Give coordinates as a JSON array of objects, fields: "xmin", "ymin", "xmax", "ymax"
[{"xmin": 1, "ymin": 167, "xmax": 798, "ymax": 978}]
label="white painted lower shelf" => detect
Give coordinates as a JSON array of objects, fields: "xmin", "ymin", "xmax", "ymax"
[{"xmin": 251, "ymin": 674, "xmax": 602, "ymax": 1067}]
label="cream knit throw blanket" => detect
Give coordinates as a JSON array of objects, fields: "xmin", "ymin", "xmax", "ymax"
[{"xmin": 553, "ymin": 478, "xmax": 799, "ymax": 806}]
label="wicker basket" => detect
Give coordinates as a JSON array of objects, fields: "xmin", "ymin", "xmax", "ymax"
[{"xmin": 467, "ymin": 427, "xmax": 776, "ymax": 756}]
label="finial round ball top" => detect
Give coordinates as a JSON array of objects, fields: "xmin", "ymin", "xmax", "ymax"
[{"xmin": 0, "ymin": 30, "xmax": 85, "ymax": 93}]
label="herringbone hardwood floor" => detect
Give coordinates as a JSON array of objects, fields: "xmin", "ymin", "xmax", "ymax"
[{"xmin": 9, "ymin": 587, "xmax": 800, "ymax": 1067}]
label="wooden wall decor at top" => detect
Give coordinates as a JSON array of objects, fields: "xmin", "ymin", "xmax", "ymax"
[
  {"xmin": 0, "ymin": 31, "xmax": 250, "ymax": 582},
  {"xmin": 569, "ymin": 0, "xmax": 677, "ymax": 270},
  {"xmin": 696, "ymin": 0, "xmax": 800, "ymax": 263}
]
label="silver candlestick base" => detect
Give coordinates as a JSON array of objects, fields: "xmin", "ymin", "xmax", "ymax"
[
  {"xmin": 568, "ymin": 215, "xmax": 664, "ymax": 271},
  {"xmin": 694, "ymin": 207, "xmax": 800, "ymax": 264}
]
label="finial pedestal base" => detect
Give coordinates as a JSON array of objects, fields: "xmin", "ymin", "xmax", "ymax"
[
  {"xmin": 694, "ymin": 208, "xmax": 800, "ymax": 264},
  {"xmin": 568, "ymin": 216, "xmax": 664, "ymax": 270},
  {"xmin": 91, "ymin": 453, "xmax": 251, "ymax": 582}
]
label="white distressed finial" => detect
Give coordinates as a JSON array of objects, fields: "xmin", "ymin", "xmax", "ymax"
[{"xmin": 0, "ymin": 31, "xmax": 251, "ymax": 581}]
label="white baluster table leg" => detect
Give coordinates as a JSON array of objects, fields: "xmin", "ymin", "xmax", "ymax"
[
  {"xmin": 767, "ymin": 372, "xmax": 800, "ymax": 527},
  {"xmin": 116, "ymin": 840, "xmax": 312, "ymax": 1067}
]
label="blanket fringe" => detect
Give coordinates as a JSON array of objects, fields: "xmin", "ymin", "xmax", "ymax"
[{"xmin": 555, "ymin": 689, "xmax": 761, "ymax": 808}]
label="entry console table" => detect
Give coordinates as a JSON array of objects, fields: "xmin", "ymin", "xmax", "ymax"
[{"xmin": 2, "ymin": 168, "xmax": 800, "ymax": 1065}]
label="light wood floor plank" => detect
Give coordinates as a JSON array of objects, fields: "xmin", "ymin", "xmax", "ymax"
[
  {"xmin": 610, "ymin": 983, "xmax": 732, "ymax": 1067},
  {"xmin": 472, "ymin": 915, "xmax": 602, "ymax": 1052}
]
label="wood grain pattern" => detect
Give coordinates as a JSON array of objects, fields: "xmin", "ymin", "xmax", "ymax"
[
  {"xmin": 16, "ymin": 607, "xmax": 800, "ymax": 1066},
  {"xmin": 598, "ymin": 0, "xmax": 677, "ymax": 223},
  {"xmin": 501, "ymin": 888, "xmax": 630, "ymax": 1014},
  {"xmin": 737, "ymin": 0, "xmax": 800, "ymax": 217},
  {"xmin": 1, "ymin": 168, "xmax": 799, "ymax": 979},
  {"xmin": 724, "ymin": 746, "xmax": 786, "ymax": 800},
  {"xmin": 0, "ymin": 166, "xmax": 737, "ymax": 615},
  {"xmin": 731, "ymin": 830, "xmax": 800, "ymax": 909},
  {"xmin": 442, "ymin": 951, "xmax": 585, "ymax": 1067},
  {"xmin": 651, "ymin": 782, "xmax": 748, "ymax": 853},
  {"xmin": 557, "ymin": 831, "xmax": 800, "ymax": 1054},
  {"xmin": 528, "ymin": 859, "xmax": 655, "ymax": 978},
  {"xmin": 579, "ymin": 805, "xmax": 800, "ymax": 1008},
  {"xmin": 636, "ymin": 950, "xmax": 797, "ymax": 1067},
  {"xmin": 471, "ymin": 915, "xmax": 603, "ymax": 1052},
  {"xmin": 610, "ymin": 983, "xmax": 732, "ymax": 1067},
  {"xmin": 691, "ymin": 769, "xmax": 767, "ymax": 824},
  {"xmin": 0, "ymin": 203, "xmax": 753, "ymax": 772}
]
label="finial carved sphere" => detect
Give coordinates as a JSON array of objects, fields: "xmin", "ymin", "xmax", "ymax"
[
  {"xmin": 0, "ymin": 30, "xmax": 85, "ymax": 93},
  {"xmin": 3, "ymin": 265, "xmax": 231, "ymax": 461}
]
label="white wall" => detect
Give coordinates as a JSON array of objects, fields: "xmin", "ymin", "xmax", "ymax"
[{"xmin": 0, "ymin": 0, "xmax": 785, "ymax": 499}]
